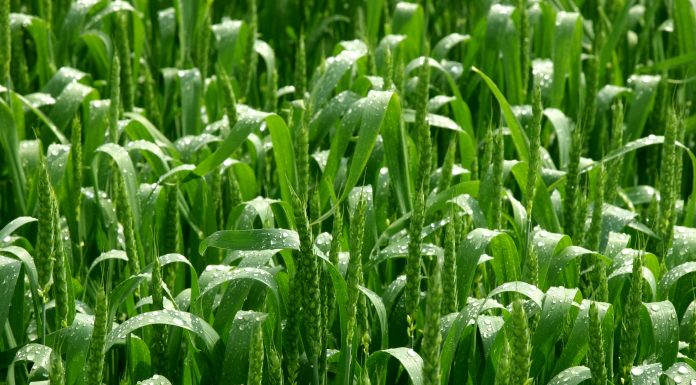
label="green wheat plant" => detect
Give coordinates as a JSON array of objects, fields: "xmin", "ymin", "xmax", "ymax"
[{"xmin": 0, "ymin": 1, "xmax": 696, "ymax": 385}]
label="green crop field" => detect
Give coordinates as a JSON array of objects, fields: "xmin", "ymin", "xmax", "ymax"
[{"xmin": 1, "ymin": 0, "xmax": 696, "ymax": 384}]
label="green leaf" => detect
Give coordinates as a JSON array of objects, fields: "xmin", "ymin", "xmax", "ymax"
[
  {"xmin": 94, "ymin": 143, "xmax": 141, "ymax": 225},
  {"xmin": 551, "ymin": 12, "xmax": 582, "ymax": 112},
  {"xmin": 199, "ymin": 229, "xmax": 300, "ymax": 254},
  {"xmin": 105, "ymin": 310, "xmax": 220, "ymax": 353},
  {"xmin": 472, "ymin": 67, "xmax": 529, "ymax": 162},
  {"xmin": 629, "ymin": 363, "xmax": 662, "ymax": 385},
  {"xmin": 136, "ymin": 374, "xmax": 174, "ymax": 385},
  {"xmin": 359, "ymin": 286, "xmax": 389, "ymax": 349},
  {"xmin": 220, "ymin": 311, "xmax": 267, "ymax": 385},
  {"xmin": 640, "ymin": 302, "xmax": 679, "ymax": 367},
  {"xmin": 432, "ymin": 33, "xmax": 470, "ymax": 61},
  {"xmin": 391, "ymin": 2, "xmax": 424, "ymax": 60},
  {"xmin": 8, "ymin": 343, "xmax": 53, "ymax": 382},
  {"xmin": 658, "ymin": 262, "xmax": 696, "ymax": 300},
  {"xmin": 488, "ymin": 281, "xmax": 544, "ymax": 309},
  {"xmin": 546, "ymin": 366, "xmax": 591, "ymax": 385},
  {"xmin": 0, "ymin": 216, "xmax": 37, "ymax": 242},
  {"xmin": 0, "ymin": 255, "xmax": 21, "ymax": 331},
  {"xmin": 367, "ymin": 347, "xmax": 423, "ymax": 385},
  {"xmin": 462, "ymin": 229, "xmax": 520, "ymax": 296},
  {"xmin": 663, "ymin": 362, "xmax": 696, "ymax": 384},
  {"xmin": 531, "ymin": 287, "xmax": 580, "ymax": 371}
]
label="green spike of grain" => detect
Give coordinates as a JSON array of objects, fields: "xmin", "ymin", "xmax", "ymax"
[
  {"xmin": 109, "ymin": 53, "xmax": 121, "ymax": 143},
  {"xmin": 672, "ymin": 115, "xmax": 685, "ymax": 233},
  {"xmin": 358, "ymin": 282, "xmax": 370, "ymax": 356},
  {"xmin": 150, "ymin": 254, "xmax": 167, "ymax": 374},
  {"xmin": 195, "ymin": 13, "xmax": 212, "ymax": 81},
  {"xmin": 582, "ymin": 21, "xmax": 602, "ymax": 150},
  {"xmin": 442, "ymin": 219, "xmax": 458, "ymax": 314},
  {"xmin": 320, "ymin": 271, "xmax": 329, "ymax": 384},
  {"xmin": 53, "ymin": 212, "xmax": 70, "ymax": 328},
  {"xmin": 394, "ymin": 50, "xmax": 405, "ymax": 96},
  {"xmin": 383, "ymin": 46, "xmax": 394, "ymax": 90},
  {"xmin": 248, "ymin": 323, "xmax": 264, "ymax": 385},
  {"xmin": 405, "ymin": 188, "xmax": 425, "ymax": 331},
  {"xmin": 50, "ymin": 349, "xmax": 65, "ymax": 385},
  {"xmin": 70, "ymin": 117, "xmax": 83, "ymax": 221},
  {"xmin": 294, "ymin": 31, "xmax": 306, "ymax": 100},
  {"xmin": 10, "ymin": 27, "xmax": 29, "ymax": 93},
  {"xmin": 586, "ymin": 163, "xmax": 605, "ymax": 252},
  {"xmin": 163, "ymin": 184, "xmax": 181, "ymax": 255},
  {"xmin": 422, "ymin": 254, "xmax": 443, "ymax": 385},
  {"xmin": 605, "ymin": 100, "xmax": 624, "ymax": 203},
  {"xmin": 527, "ymin": 243, "xmax": 539, "ymax": 288},
  {"xmin": 268, "ymin": 345, "xmax": 283, "ymax": 385},
  {"xmin": 588, "ymin": 302, "xmax": 607, "ymax": 385},
  {"xmin": 619, "ymin": 254, "xmax": 643, "ymax": 382},
  {"xmin": 326, "ymin": 205, "xmax": 343, "ymax": 326},
  {"xmin": 509, "ymin": 300, "xmax": 531, "ymax": 385},
  {"xmin": 480, "ymin": 123, "xmax": 493, "ymax": 183},
  {"xmin": 593, "ymin": 258, "xmax": 608, "ymax": 303},
  {"xmin": 162, "ymin": 184, "xmax": 180, "ymax": 293},
  {"xmin": 490, "ymin": 130, "xmax": 504, "ymax": 229},
  {"xmin": 217, "ymin": 65, "xmax": 239, "ymax": 128},
  {"xmin": 415, "ymin": 53, "xmax": 432, "ymax": 190},
  {"xmin": 0, "ymin": 0, "xmax": 12, "ymax": 86},
  {"xmin": 40, "ymin": 0, "xmax": 51, "ymax": 26},
  {"xmin": 658, "ymin": 109, "xmax": 679, "ymax": 254},
  {"xmin": 226, "ymin": 166, "xmax": 243, "ymax": 210},
  {"xmin": 0, "ymin": 0, "xmax": 9, "ymax": 85},
  {"xmin": 84, "ymin": 287, "xmax": 108, "ymax": 385},
  {"xmin": 495, "ymin": 337, "xmax": 511, "ymax": 385},
  {"xmin": 525, "ymin": 83, "xmax": 542, "ymax": 211},
  {"xmin": 648, "ymin": 79, "xmax": 668, "ymax": 184},
  {"xmin": 518, "ymin": 0, "xmax": 530, "ymax": 99},
  {"xmin": 295, "ymin": 109, "xmax": 309, "ymax": 202},
  {"xmin": 574, "ymin": 187, "xmax": 588, "ymax": 248},
  {"xmin": 291, "ymin": 96, "xmax": 322, "ymax": 366},
  {"xmin": 284, "ymin": 277, "xmax": 300, "ymax": 385},
  {"xmin": 211, "ymin": 167, "xmax": 224, "ymax": 230},
  {"xmin": 291, "ymin": 189, "xmax": 321, "ymax": 360},
  {"xmin": 142, "ymin": 60, "xmax": 162, "ymax": 128},
  {"xmin": 310, "ymin": 187, "xmax": 321, "ymax": 238},
  {"xmin": 115, "ymin": 12, "xmax": 134, "ymax": 112},
  {"xmin": 646, "ymin": 191, "xmax": 659, "ymax": 232},
  {"xmin": 151, "ymin": 255, "xmax": 163, "ymax": 310},
  {"xmin": 241, "ymin": 0, "xmax": 257, "ymax": 99},
  {"xmin": 690, "ymin": 302, "xmax": 696, "ymax": 359},
  {"xmin": 527, "ymin": 245, "xmax": 540, "ymax": 332},
  {"xmin": 114, "ymin": 174, "xmax": 140, "ymax": 274},
  {"xmin": 437, "ymin": 134, "xmax": 457, "ymax": 194},
  {"xmin": 265, "ymin": 68, "xmax": 279, "ymax": 112},
  {"xmin": 36, "ymin": 154, "xmax": 56, "ymax": 297},
  {"xmin": 346, "ymin": 197, "xmax": 367, "ymax": 350},
  {"xmin": 150, "ymin": 257, "xmax": 168, "ymax": 373},
  {"xmin": 564, "ymin": 123, "xmax": 582, "ymax": 239}
]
